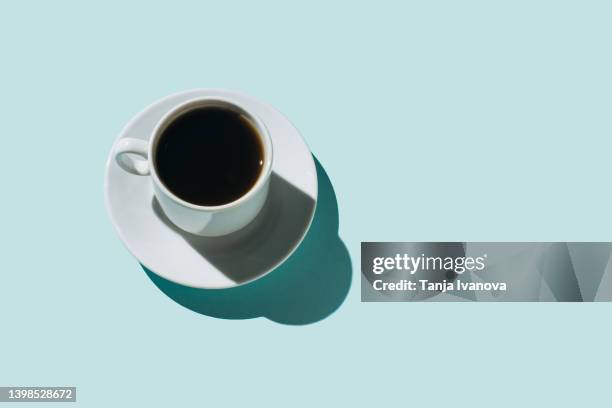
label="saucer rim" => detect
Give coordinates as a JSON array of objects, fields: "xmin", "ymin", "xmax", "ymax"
[{"xmin": 104, "ymin": 88, "xmax": 318, "ymax": 289}]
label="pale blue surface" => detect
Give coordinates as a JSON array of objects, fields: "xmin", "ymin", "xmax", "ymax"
[{"xmin": 1, "ymin": 1, "xmax": 611, "ymax": 406}]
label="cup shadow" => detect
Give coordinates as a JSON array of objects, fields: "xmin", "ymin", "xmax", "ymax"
[{"xmin": 142, "ymin": 156, "xmax": 352, "ymax": 325}]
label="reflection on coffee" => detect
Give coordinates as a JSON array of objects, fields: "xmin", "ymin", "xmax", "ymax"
[{"xmin": 155, "ymin": 106, "xmax": 264, "ymax": 206}]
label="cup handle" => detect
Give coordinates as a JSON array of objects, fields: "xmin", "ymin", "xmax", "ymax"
[{"xmin": 114, "ymin": 138, "xmax": 150, "ymax": 176}]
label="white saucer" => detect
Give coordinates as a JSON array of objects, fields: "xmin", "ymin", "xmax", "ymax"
[{"xmin": 105, "ymin": 89, "xmax": 317, "ymax": 289}]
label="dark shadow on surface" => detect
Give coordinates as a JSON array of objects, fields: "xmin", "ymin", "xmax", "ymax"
[{"xmin": 143, "ymin": 156, "xmax": 352, "ymax": 325}]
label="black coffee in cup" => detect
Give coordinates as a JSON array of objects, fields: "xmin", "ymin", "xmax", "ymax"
[{"xmin": 154, "ymin": 106, "xmax": 264, "ymax": 206}]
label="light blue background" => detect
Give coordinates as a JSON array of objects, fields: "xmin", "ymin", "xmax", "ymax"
[{"xmin": 1, "ymin": 1, "xmax": 610, "ymax": 406}]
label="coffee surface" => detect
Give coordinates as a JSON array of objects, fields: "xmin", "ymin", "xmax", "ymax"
[{"xmin": 155, "ymin": 107, "xmax": 264, "ymax": 206}]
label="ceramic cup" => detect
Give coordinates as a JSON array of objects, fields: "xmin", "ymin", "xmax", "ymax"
[{"xmin": 113, "ymin": 96, "xmax": 273, "ymax": 237}]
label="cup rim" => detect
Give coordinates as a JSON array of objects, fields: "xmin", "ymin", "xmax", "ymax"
[{"xmin": 147, "ymin": 96, "xmax": 273, "ymax": 212}]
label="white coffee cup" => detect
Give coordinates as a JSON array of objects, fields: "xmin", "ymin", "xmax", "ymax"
[{"xmin": 113, "ymin": 96, "xmax": 273, "ymax": 237}]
